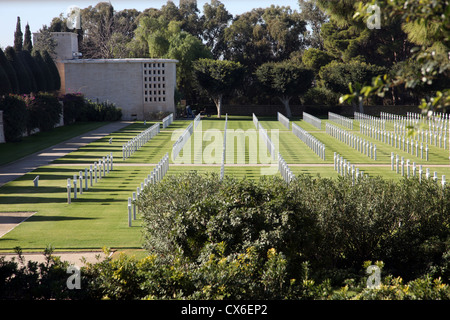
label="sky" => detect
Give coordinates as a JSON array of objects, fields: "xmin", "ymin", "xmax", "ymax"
[{"xmin": 0, "ymin": 0, "xmax": 301, "ymax": 49}]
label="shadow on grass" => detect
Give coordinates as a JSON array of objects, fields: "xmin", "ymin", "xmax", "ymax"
[{"xmin": 26, "ymin": 215, "xmax": 97, "ymax": 222}]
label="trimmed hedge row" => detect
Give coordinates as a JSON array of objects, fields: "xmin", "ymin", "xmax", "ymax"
[
  {"xmin": 62, "ymin": 93, "xmax": 122, "ymax": 124},
  {"xmin": 0, "ymin": 92, "xmax": 122, "ymax": 142},
  {"xmin": 0, "ymin": 93, "xmax": 61, "ymax": 141}
]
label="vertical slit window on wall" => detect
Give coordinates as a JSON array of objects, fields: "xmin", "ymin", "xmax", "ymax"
[{"xmin": 143, "ymin": 62, "xmax": 167, "ymax": 104}]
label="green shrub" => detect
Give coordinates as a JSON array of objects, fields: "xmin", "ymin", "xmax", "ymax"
[
  {"xmin": 0, "ymin": 94, "xmax": 27, "ymax": 141},
  {"xmin": 61, "ymin": 93, "xmax": 84, "ymax": 124},
  {"xmin": 25, "ymin": 92, "xmax": 61, "ymax": 133},
  {"xmin": 301, "ymin": 86, "xmax": 340, "ymax": 105},
  {"xmin": 137, "ymin": 172, "xmax": 450, "ymax": 283},
  {"xmin": 77, "ymin": 99, "xmax": 122, "ymax": 122}
]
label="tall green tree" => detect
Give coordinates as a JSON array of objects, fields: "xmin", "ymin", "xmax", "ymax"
[
  {"xmin": 255, "ymin": 61, "xmax": 314, "ymax": 118},
  {"xmin": 0, "ymin": 48, "xmax": 19, "ymax": 94},
  {"xmin": 298, "ymin": 0, "xmax": 329, "ymax": 49},
  {"xmin": 32, "ymin": 50, "xmax": 52, "ymax": 92},
  {"xmin": 224, "ymin": 6, "xmax": 307, "ymax": 71},
  {"xmin": 17, "ymin": 51, "xmax": 37, "ymax": 93},
  {"xmin": 201, "ymin": 0, "xmax": 233, "ymax": 59},
  {"xmin": 33, "ymin": 26, "xmax": 57, "ymax": 57},
  {"xmin": 21, "ymin": 50, "xmax": 46, "ymax": 92},
  {"xmin": 320, "ymin": 60, "xmax": 386, "ymax": 112},
  {"xmin": 341, "ymin": 0, "xmax": 450, "ymax": 112},
  {"xmin": 42, "ymin": 50, "xmax": 60, "ymax": 91},
  {"xmin": 23, "ymin": 23, "xmax": 33, "ymax": 52},
  {"xmin": 5, "ymin": 46, "xmax": 32, "ymax": 94},
  {"xmin": 0, "ymin": 64, "xmax": 12, "ymax": 95},
  {"xmin": 14, "ymin": 17, "xmax": 23, "ymax": 52},
  {"xmin": 193, "ymin": 59, "xmax": 245, "ymax": 118}
]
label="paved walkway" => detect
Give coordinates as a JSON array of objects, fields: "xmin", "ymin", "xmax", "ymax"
[{"xmin": 0, "ymin": 121, "xmax": 133, "ymax": 187}]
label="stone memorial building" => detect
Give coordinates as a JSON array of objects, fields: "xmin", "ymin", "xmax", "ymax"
[{"xmin": 41, "ymin": 32, "xmax": 178, "ymax": 121}]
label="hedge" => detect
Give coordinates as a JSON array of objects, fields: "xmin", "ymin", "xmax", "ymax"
[
  {"xmin": 0, "ymin": 95, "xmax": 27, "ymax": 141},
  {"xmin": 137, "ymin": 172, "xmax": 450, "ymax": 285}
]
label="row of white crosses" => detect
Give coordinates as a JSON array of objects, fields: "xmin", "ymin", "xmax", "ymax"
[
  {"xmin": 220, "ymin": 114, "xmax": 228, "ymax": 180},
  {"xmin": 66, "ymin": 153, "xmax": 114, "ymax": 204},
  {"xmin": 359, "ymin": 112, "xmax": 432, "ymax": 161},
  {"xmin": 326, "ymin": 122, "xmax": 377, "ymax": 160},
  {"xmin": 302, "ymin": 112, "xmax": 321, "ymax": 129},
  {"xmin": 162, "ymin": 113, "xmax": 174, "ymax": 129},
  {"xmin": 355, "ymin": 112, "xmax": 386, "ymax": 130},
  {"xmin": 172, "ymin": 114, "xmax": 201, "ymax": 160},
  {"xmin": 390, "ymin": 152, "xmax": 446, "ymax": 187},
  {"xmin": 359, "ymin": 120, "xmax": 430, "ymax": 160},
  {"xmin": 253, "ymin": 114, "xmax": 277, "ymax": 161},
  {"xmin": 292, "ymin": 123, "xmax": 326, "ymax": 160},
  {"xmin": 128, "ymin": 152, "xmax": 170, "ymax": 227},
  {"xmin": 122, "ymin": 123, "xmax": 161, "ymax": 160},
  {"xmin": 333, "ymin": 152, "xmax": 365, "ymax": 185},
  {"xmin": 278, "ymin": 153, "xmax": 295, "ymax": 184},
  {"xmin": 393, "ymin": 118, "xmax": 447, "ymax": 149},
  {"xmin": 277, "ymin": 112, "xmax": 290, "ymax": 129},
  {"xmin": 382, "ymin": 111, "xmax": 449, "ymax": 150},
  {"xmin": 328, "ymin": 112, "xmax": 353, "ymax": 130}
]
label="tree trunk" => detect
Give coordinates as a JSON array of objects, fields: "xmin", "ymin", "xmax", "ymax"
[
  {"xmin": 358, "ymin": 96, "xmax": 364, "ymax": 114},
  {"xmin": 213, "ymin": 95, "xmax": 223, "ymax": 118},
  {"xmin": 279, "ymin": 96, "xmax": 292, "ymax": 118}
]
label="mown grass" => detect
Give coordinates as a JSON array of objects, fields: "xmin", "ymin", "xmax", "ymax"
[
  {"xmin": 1, "ymin": 115, "xmax": 450, "ymax": 252},
  {"xmin": 0, "ymin": 122, "xmax": 108, "ymax": 166}
]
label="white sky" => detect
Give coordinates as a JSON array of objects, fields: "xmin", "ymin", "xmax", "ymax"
[{"xmin": 0, "ymin": 0, "xmax": 301, "ymax": 49}]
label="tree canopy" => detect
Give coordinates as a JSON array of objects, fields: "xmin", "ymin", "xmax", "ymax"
[
  {"xmin": 256, "ymin": 61, "xmax": 314, "ymax": 117},
  {"xmin": 193, "ymin": 58, "xmax": 245, "ymax": 118}
]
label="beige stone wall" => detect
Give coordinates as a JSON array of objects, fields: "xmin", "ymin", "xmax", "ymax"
[{"xmin": 57, "ymin": 59, "xmax": 177, "ymax": 120}]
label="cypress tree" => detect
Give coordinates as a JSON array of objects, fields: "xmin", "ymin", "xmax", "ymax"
[
  {"xmin": 32, "ymin": 50, "xmax": 52, "ymax": 92},
  {"xmin": 17, "ymin": 51, "xmax": 37, "ymax": 93},
  {"xmin": 0, "ymin": 64, "xmax": 12, "ymax": 95},
  {"xmin": 5, "ymin": 46, "xmax": 31, "ymax": 94},
  {"xmin": 23, "ymin": 23, "xmax": 33, "ymax": 52},
  {"xmin": 21, "ymin": 50, "xmax": 45, "ymax": 92},
  {"xmin": 0, "ymin": 48, "xmax": 19, "ymax": 93},
  {"xmin": 14, "ymin": 17, "xmax": 23, "ymax": 52},
  {"xmin": 42, "ymin": 50, "xmax": 60, "ymax": 91}
]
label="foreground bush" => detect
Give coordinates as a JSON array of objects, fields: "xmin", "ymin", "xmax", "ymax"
[
  {"xmin": 0, "ymin": 246, "xmax": 448, "ymax": 300},
  {"xmin": 0, "ymin": 94, "xmax": 27, "ymax": 141},
  {"xmin": 137, "ymin": 172, "xmax": 450, "ymax": 284},
  {"xmin": 25, "ymin": 92, "xmax": 62, "ymax": 133}
]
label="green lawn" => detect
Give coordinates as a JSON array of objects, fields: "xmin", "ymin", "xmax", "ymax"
[
  {"xmin": 1, "ymin": 115, "xmax": 450, "ymax": 252},
  {"xmin": 0, "ymin": 122, "xmax": 109, "ymax": 166}
]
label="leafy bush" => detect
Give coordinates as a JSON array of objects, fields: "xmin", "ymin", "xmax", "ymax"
[
  {"xmin": 0, "ymin": 247, "xmax": 80, "ymax": 300},
  {"xmin": 0, "ymin": 94, "xmax": 27, "ymax": 141},
  {"xmin": 61, "ymin": 93, "xmax": 84, "ymax": 124},
  {"xmin": 137, "ymin": 172, "xmax": 450, "ymax": 283},
  {"xmin": 25, "ymin": 92, "xmax": 61, "ymax": 133},
  {"xmin": 62, "ymin": 95, "xmax": 122, "ymax": 123},
  {"xmin": 78, "ymin": 99, "xmax": 122, "ymax": 122},
  {"xmin": 301, "ymin": 86, "xmax": 340, "ymax": 106}
]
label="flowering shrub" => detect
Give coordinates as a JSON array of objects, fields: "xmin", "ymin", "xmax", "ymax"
[
  {"xmin": 0, "ymin": 94, "xmax": 27, "ymax": 141},
  {"xmin": 26, "ymin": 92, "xmax": 61, "ymax": 133}
]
